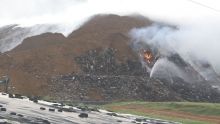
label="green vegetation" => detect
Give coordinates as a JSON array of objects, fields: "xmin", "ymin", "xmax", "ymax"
[
  {"xmin": 40, "ymin": 95, "xmax": 57, "ymax": 102},
  {"xmin": 115, "ymin": 102, "xmax": 220, "ymax": 116},
  {"xmin": 102, "ymin": 102, "xmax": 220, "ymax": 124},
  {"xmin": 106, "ymin": 109, "xmax": 211, "ymax": 124}
]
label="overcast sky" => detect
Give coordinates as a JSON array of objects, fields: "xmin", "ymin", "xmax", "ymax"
[
  {"xmin": 0, "ymin": 0, "xmax": 220, "ymax": 72},
  {"xmin": 0, "ymin": 0, "xmax": 219, "ymax": 26}
]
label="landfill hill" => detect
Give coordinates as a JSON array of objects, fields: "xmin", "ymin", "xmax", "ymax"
[
  {"xmin": 0, "ymin": 14, "xmax": 150, "ymax": 95},
  {"xmin": 0, "ymin": 14, "xmax": 219, "ymax": 102}
]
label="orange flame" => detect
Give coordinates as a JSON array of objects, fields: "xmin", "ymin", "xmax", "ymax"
[{"xmin": 143, "ymin": 50, "xmax": 153, "ymax": 63}]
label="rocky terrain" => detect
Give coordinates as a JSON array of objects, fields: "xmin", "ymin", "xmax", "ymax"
[
  {"xmin": 0, "ymin": 14, "xmax": 150, "ymax": 95},
  {"xmin": 50, "ymin": 48, "xmax": 220, "ymax": 102},
  {"xmin": 0, "ymin": 14, "xmax": 219, "ymax": 102}
]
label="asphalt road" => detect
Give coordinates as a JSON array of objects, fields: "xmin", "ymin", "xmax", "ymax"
[{"xmin": 0, "ymin": 93, "xmax": 180, "ymax": 124}]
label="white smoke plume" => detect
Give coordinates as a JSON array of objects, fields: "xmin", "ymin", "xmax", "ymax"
[
  {"xmin": 129, "ymin": 20, "xmax": 220, "ymax": 74},
  {"xmin": 0, "ymin": 24, "xmax": 64, "ymax": 52},
  {"xmin": 1, "ymin": 0, "xmax": 219, "ymax": 30},
  {"xmin": 150, "ymin": 58, "xmax": 187, "ymax": 81},
  {"xmin": 0, "ymin": 0, "xmax": 220, "ymax": 73}
]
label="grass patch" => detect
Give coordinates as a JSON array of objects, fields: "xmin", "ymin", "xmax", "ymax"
[
  {"xmin": 102, "ymin": 102, "xmax": 220, "ymax": 124},
  {"xmin": 104, "ymin": 101, "xmax": 220, "ymax": 116}
]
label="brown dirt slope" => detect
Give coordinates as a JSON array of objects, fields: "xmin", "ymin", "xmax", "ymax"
[{"xmin": 0, "ymin": 14, "xmax": 151, "ymax": 96}]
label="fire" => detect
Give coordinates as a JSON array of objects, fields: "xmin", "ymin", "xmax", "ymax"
[{"xmin": 143, "ymin": 50, "xmax": 153, "ymax": 63}]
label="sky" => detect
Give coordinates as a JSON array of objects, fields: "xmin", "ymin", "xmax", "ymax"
[
  {"xmin": 0, "ymin": 0, "xmax": 220, "ymax": 72},
  {"xmin": 0, "ymin": 0, "xmax": 219, "ymax": 26}
]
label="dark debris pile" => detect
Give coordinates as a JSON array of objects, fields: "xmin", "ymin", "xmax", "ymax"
[
  {"xmin": 49, "ymin": 48, "xmax": 220, "ymax": 103},
  {"xmin": 74, "ymin": 48, "xmax": 147, "ymax": 76}
]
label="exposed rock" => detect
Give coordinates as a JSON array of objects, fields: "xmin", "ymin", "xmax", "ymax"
[
  {"xmin": 0, "ymin": 14, "xmax": 150, "ymax": 96},
  {"xmin": 0, "ymin": 14, "xmax": 219, "ymax": 103},
  {"xmin": 49, "ymin": 47, "xmax": 220, "ymax": 102}
]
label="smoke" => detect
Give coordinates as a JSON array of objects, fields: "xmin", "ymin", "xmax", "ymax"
[
  {"xmin": 0, "ymin": 24, "xmax": 65, "ymax": 52},
  {"xmin": 1, "ymin": 0, "xmax": 219, "ymax": 29},
  {"xmin": 0, "ymin": 0, "xmax": 220, "ymax": 72},
  {"xmin": 150, "ymin": 58, "xmax": 187, "ymax": 82},
  {"xmin": 0, "ymin": 0, "xmax": 91, "ymax": 35},
  {"xmin": 129, "ymin": 20, "xmax": 220, "ymax": 74},
  {"xmin": 130, "ymin": 24, "xmax": 177, "ymax": 56}
]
